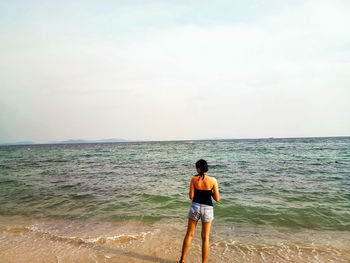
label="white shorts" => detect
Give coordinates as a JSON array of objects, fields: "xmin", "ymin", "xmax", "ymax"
[{"xmin": 188, "ymin": 202, "xmax": 214, "ymax": 222}]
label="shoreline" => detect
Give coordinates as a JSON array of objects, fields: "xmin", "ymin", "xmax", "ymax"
[{"xmin": 1, "ymin": 216, "xmax": 350, "ymax": 263}]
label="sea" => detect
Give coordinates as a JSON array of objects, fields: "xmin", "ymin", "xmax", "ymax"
[{"xmin": 0, "ymin": 137, "xmax": 349, "ymax": 262}]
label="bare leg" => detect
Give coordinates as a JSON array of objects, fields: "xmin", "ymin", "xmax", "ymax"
[
  {"xmin": 180, "ymin": 218, "xmax": 198, "ymax": 263},
  {"xmin": 201, "ymin": 221, "xmax": 212, "ymax": 263}
]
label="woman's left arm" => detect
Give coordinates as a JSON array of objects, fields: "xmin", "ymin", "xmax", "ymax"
[{"xmin": 212, "ymin": 178, "xmax": 220, "ymax": 202}]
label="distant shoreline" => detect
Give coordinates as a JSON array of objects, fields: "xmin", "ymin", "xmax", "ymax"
[{"xmin": 0, "ymin": 136, "xmax": 349, "ymax": 146}]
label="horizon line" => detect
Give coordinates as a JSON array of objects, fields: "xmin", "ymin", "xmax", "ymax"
[{"xmin": 1, "ymin": 135, "xmax": 349, "ymax": 146}]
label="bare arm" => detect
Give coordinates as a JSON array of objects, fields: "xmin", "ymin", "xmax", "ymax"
[
  {"xmin": 212, "ymin": 178, "xmax": 220, "ymax": 202},
  {"xmin": 189, "ymin": 178, "xmax": 195, "ymax": 200}
]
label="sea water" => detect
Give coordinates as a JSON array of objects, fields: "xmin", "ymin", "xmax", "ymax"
[{"xmin": 1, "ymin": 137, "xmax": 349, "ymax": 262}]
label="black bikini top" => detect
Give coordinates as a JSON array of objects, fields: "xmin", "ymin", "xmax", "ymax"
[{"xmin": 193, "ymin": 187, "xmax": 213, "ymax": 206}]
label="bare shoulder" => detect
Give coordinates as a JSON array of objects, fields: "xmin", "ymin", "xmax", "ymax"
[{"xmin": 207, "ymin": 175, "xmax": 218, "ymax": 184}]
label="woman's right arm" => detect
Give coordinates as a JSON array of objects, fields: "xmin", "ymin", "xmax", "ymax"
[
  {"xmin": 212, "ymin": 178, "xmax": 220, "ymax": 202},
  {"xmin": 189, "ymin": 177, "xmax": 195, "ymax": 200}
]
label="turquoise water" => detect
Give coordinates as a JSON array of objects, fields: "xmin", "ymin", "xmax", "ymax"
[{"xmin": 1, "ymin": 137, "xmax": 349, "ymax": 231}]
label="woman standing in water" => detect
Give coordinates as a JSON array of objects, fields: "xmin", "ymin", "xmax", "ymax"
[{"xmin": 179, "ymin": 159, "xmax": 220, "ymax": 263}]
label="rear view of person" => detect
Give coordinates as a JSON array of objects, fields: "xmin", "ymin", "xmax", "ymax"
[{"xmin": 179, "ymin": 159, "xmax": 220, "ymax": 263}]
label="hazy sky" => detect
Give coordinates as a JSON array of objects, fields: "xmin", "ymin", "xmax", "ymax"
[{"xmin": 1, "ymin": 0, "xmax": 349, "ymax": 143}]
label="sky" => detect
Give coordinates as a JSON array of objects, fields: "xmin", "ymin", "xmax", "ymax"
[{"xmin": 0, "ymin": 0, "xmax": 349, "ymax": 143}]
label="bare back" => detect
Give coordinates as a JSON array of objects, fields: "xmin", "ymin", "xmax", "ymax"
[
  {"xmin": 192, "ymin": 175, "xmax": 215, "ymax": 190},
  {"xmin": 189, "ymin": 175, "xmax": 220, "ymax": 202}
]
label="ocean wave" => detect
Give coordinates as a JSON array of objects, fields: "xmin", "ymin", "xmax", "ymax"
[
  {"xmin": 0, "ymin": 224, "xmax": 156, "ymax": 246},
  {"xmin": 1, "ymin": 138, "xmax": 349, "ymax": 231},
  {"xmin": 0, "ymin": 179, "xmax": 18, "ymax": 185},
  {"xmin": 212, "ymin": 239, "xmax": 350, "ymax": 263}
]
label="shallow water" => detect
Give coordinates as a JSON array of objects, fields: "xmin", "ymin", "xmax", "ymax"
[{"xmin": 1, "ymin": 137, "xmax": 350, "ymax": 262}]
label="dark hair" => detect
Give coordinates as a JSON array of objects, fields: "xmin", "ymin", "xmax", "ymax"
[{"xmin": 196, "ymin": 159, "xmax": 208, "ymax": 179}]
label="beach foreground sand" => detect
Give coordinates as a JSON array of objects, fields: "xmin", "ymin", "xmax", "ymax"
[{"xmin": 1, "ymin": 216, "xmax": 350, "ymax": 263}]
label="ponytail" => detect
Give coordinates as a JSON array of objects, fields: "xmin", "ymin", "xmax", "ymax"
[
  {"xmin": 195, "ymin": 159, "xmax": 208, "ymax": 180},
  {"xmin": 196, "ymin": 171, "xmax": 205, "ymax": 180}
]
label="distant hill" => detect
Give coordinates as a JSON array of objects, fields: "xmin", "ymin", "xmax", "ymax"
[
  {"xmin": 58, "ymin": 138, "xmax": 127, "ymax": 144},
  {"xmin": 0, "ymin": 141, "xmax": 34, "ymax": 145},
  {"xmin": 0, "ymin": 138, "xmax": 127, "ymax": 146}
]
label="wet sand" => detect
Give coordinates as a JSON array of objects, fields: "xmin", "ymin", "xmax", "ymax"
[{"xmin": 1, "ymin": 216, "xmax": 350, "ymax": 263}]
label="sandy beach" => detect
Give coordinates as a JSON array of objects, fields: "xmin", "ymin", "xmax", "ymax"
[{"xmin": 1, "ymin": 216, "xmax": 350, "ymax": 263}]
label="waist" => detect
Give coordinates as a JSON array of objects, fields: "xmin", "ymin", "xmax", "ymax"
[
  {"xmin": 191, "ymin": 202, "xmax": 213, "ymax": 208},
  {"xmin": 192, "ymin": 199, "xmax": 213, "ymax": 206}
]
